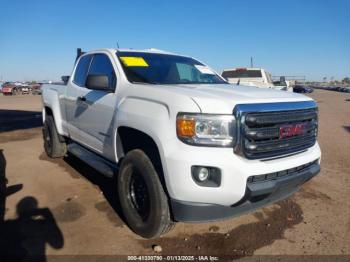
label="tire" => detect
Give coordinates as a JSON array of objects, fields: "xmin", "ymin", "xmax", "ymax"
[
  {"xmin": 117, "ymin": 149, "xmax": 174, "ymax": 238},
  {"xmin": 43, "ymin": 115, "xmax": 66, "ymax": 158}
]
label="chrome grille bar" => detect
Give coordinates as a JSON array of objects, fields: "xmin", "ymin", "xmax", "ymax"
[{"xmin": 233, "ymin": 101, "xmax": 318, "ymax": 160}]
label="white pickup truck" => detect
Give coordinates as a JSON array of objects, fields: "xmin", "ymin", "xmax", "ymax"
[
  {"xmin": 42, "ymin": 48, "xmax": 321, "ymax": 238},
  {"xmin": 222, "ymin": 67, "xmax": 274, "ymax": 87}
]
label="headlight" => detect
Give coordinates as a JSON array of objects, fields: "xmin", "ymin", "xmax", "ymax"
[{"xmin": 176, "ymin": 113, "xmax": 236, "ymax": 147}]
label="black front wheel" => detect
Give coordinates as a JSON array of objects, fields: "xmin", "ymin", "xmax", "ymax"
[{"xmin": 117, "ymin": 149, "xmax": 174, "ymax": 238}]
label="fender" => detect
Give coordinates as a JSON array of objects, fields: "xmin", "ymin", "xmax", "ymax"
[
  {"xmin": 115, "ymin": 96, "xmax": 171, "ymax": 161},
  {"xmin": 42, "ymin": 86, "xmax": 67, "ymax": 136},
  {"xmin": 115, "ymin": 95, "xmax": 200, "ymax": 198},
  {"xmin": 115, "ymin": 93, "xmax": 201, "ymax": 160}
]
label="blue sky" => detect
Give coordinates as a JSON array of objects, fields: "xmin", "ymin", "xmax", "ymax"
[{"xmin": 0, "ymin": 0, "xmax": 349, "ymax": 81}]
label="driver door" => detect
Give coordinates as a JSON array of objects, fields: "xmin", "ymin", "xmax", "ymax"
[{"xmin": 73, "ymin": 53, "xmax": 118, "ymax": 160}]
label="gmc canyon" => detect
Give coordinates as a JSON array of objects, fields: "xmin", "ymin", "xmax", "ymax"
[{"xmin": 42, "ymin": 48, "xmax": 321, "ymax": 238}]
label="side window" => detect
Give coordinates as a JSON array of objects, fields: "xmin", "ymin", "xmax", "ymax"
[
  {"xmin": 88, "ymin": 54, "xmax": 116, "ymax": 90},
  {"xmin": 176, "ymin": 63, "xmax": 193, "ymax": 81},
  {"xmin": 73, "ymin": 55, "xmax": 92, "ymax": 87}
]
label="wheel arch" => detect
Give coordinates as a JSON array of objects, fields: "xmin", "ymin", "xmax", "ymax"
[
  {"xmin": 117, "ymin": 127, "xmax": 163, "ymax": 170},
  {"xmin": 43, "ymin": 106, "xmax": 66, "ymax": 143},
  {"xmin": 42, "ymin": 88, "xmax": 66, "ymax": 136},
  {"xmin": 116, "ymin": 126, "xmax": 169, "ymax": 196}
]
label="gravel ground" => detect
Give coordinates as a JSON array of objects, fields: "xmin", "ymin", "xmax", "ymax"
[{"xmin": 0, "ymin": 91, "xmax": 349, "ymax": 261}]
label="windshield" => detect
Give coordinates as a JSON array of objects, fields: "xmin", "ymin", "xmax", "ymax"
[{"xmin": 117, "ymin": 52, "xmax": 226, "ymax": 85}]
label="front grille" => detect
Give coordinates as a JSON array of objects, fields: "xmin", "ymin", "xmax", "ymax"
[
  {"xmin": 241, "ymin": 108, "xmax": 318, "ymax": 159},
  {"xmin": 247, "ymin": 160, "xmax": 319, "ymax": 184}
]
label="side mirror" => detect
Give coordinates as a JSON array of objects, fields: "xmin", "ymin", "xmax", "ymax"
[
  {"xmin": 61, "ymin": 75, "xmax": 70, "ymax": 84},
  {"xmin": 86, "ymin": 74, "xmax": 110, "ymax": 91},
  {"xmin": 280, "ymin": 76, "xmax": 287, "ymax": 85}
]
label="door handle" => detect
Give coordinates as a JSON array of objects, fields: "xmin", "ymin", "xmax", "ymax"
[{"xmin": 77, "ymin": 96, "xmax": 87, "ymax": 102}]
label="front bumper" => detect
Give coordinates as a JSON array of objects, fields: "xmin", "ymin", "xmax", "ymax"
[
  {"xmin": 170, "ymin": 162, "xmax": 320, "ymax": 222},
  {"xmin": 162, "ymin": 139, "xmax": 321, "ymax": 206}
]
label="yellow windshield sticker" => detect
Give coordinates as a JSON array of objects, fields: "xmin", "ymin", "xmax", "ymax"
[{"xmin": 119, "ymin": 56, "xmax": 149, "ymax": 67}]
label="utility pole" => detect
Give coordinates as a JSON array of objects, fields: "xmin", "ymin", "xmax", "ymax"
[{"xmin": 250, "ymin": 57, "xmax": 253, "ymax": 68}]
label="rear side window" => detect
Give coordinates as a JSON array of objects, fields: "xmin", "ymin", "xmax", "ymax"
[
  {"xmin": 88, "ymin": 54, "xmax": 116, "ymax": 90},
  {"xmin": 222, "ymin": 70, "xmax": 262, "ymax": 79},
  {"xmin": 73, "ymin": 55, "xmax": 92, "ymax": 86}
]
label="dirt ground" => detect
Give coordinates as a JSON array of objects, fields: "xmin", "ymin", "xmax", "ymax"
[{"xmin": 0, "ymin": 90, "xmax": 349, "ymax": 261}]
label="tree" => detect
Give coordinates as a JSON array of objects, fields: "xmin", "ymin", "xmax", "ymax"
[{"xmin": 342, "ymin": 77, "xmax": 350, "ymax": 85}]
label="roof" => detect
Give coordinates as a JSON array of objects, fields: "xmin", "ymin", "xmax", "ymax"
[
  {"xmin": 116, "ymin": 48, "xmax": 175, "ymax": 55},
  {"xmin": 222, "ymin": 67, "xmax": 264, "ymax": 71},
  {"xmin": 77, "ymin": 48, "xmax": 199, "ymax": 68},
  {"xmin": 84, "ymin": 48, "xmax": 184, "ymax": 57}
]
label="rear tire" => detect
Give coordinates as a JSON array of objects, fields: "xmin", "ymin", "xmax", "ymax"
[
  {"xmin": 117, "ymin": 149, "xmax": 174, "ymax": 238},
  {"xmin": 43, "ymin": 115, "xmax": 66, "ymax": 158}
]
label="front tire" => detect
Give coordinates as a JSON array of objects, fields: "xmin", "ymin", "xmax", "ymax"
[
  {"xmin": 43, "ymin": 115, "xmax": 66, "ymax": 158},
  {"xmin": 117, "ymin": 149, "xmax": 174, "ymax": 238}
]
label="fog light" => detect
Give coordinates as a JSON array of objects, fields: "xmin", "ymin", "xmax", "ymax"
[
  {"xmin": 191, "ymin": 166, "xmax": 221, "ymax": 187},
  {"xmin": 197, "ymin": 167, "xmax": 209, "ymax": 181}
]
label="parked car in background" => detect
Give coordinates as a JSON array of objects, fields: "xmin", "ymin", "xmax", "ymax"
[
  {"xmin": 31, "ymin": 84, "xmax": 42, "ymax": 95},
  {"xmin": 21, "ymin": 86, "xmax": 31, "ymax": 94},
  {"xmin": 222, "ymin": 67, "xmax": 276, "ymax": 88},
  {"xmin": 336, "ymin": 86, "xmax": 350, "ymax": 93},
  {"xmin": 311, "ymin": 85, "xmax": 350, "ymax": 93},
  {"xmin": 1, "ymin": 84, "xmax": 19, "ymax": 95},
  {"xmin": 293, "ymin": 85, "xmax": 314, "ymax": 93}
]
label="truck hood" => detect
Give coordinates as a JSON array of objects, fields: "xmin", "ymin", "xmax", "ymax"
[{"xmin": 161, "ymin": 84, "xmax": 313, "ymax": 114}]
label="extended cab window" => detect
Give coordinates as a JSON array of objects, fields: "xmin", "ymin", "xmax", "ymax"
[
  {"xmin": 87, "ymin": 54, "xmax": 116, "ymax": 90},
  {"xmin": 222, "ymin": 69, "xmax": 262, "ymax": 79},
  {"xmin": 73, "ymin": 55, "xmax": 92, "ymax": 86}
]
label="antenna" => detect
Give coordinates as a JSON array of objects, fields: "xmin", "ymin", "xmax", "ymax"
[
  {"xmin": 250, "ymin": 57, "xmax": 254, "ymax": 68},
  {"xmin": 116, "ymin": 42, "xmax": 120, "ymax": 48}
]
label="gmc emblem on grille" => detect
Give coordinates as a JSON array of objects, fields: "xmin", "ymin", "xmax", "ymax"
[{"xmin": 279, "ymin": 123, "xmax": 307, "ymax": 139}]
